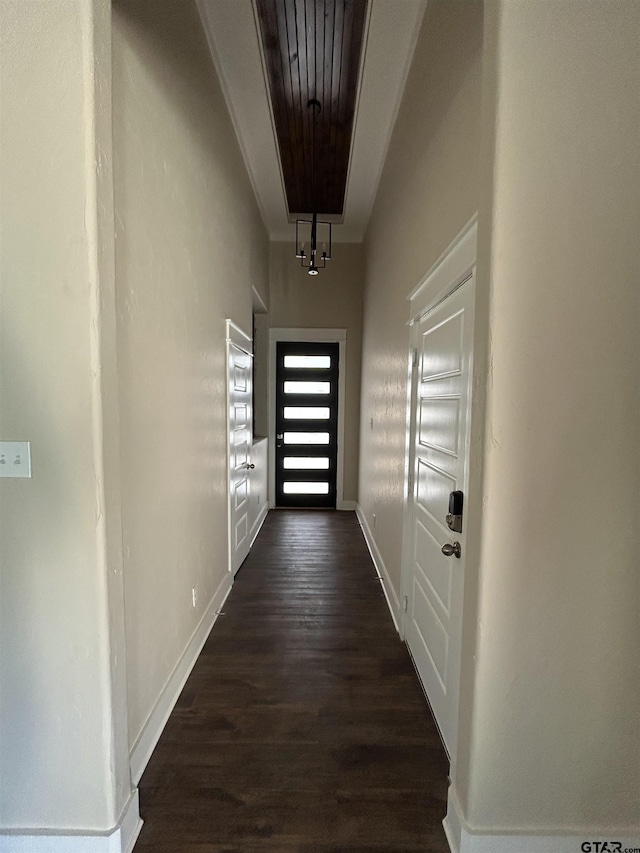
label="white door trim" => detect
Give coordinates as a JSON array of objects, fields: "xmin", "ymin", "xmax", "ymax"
[
  {"xmin": 226, "ymin": 318, "xmax": 253, "ymax": 355},
  {"xmin": 226, "ymin": 319, "xmax": 253, "ymax": 574},
  {"xmin": 407, "ymin": 213, "xmax": 478, "ymax": 310},
  {"xmin": 399, "ymin": 216, "xmax": 477, "ymax": 766},
  {"xmin": 269, "ymin": 328, "xmax": 348, "ymax": 509}
]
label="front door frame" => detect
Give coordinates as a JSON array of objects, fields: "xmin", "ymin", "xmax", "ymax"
[{"xmin": 269, "ymin": 328, "xmax": 348, "ymax": 509}]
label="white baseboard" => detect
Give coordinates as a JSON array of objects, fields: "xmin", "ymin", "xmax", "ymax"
[
  {"xmin": 338, "ymin": 500, "xmax": 357, "ymax": 511},
  {"xmin": 444, "ymin": 787, "xmax": 640, "ymax": 853},
  {"xmin": 129, "ymin": 571, "xmax": 234, "ymax": 784},
  {"xmin": 356, "ymin": 505, "xmax": 401, "ymax": 632},
  {"xmin": 0, "ymin": 791, "xmax": 142, "ymax": 853},
  {"xmin": 249, "ymin": 503, "xmax": 269, "ymax": 547}
]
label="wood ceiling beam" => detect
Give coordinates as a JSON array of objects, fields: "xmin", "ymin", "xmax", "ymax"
[{"xmin": 256, "ymin": 0, "xmax": 368, "ymax": 216}]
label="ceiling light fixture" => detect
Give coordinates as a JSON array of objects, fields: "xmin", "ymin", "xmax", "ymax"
[{"xmin": 295, "ymin": 99, "xmax": 332, "ymax": 276}]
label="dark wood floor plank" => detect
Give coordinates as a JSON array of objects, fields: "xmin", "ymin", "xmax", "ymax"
[{"xmin": 133, "ymin": 510, "xmax": 450, "ymax": 852}]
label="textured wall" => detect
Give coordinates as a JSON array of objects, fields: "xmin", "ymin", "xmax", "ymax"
[
  {"xmin": 0, "ymin": 0, "xmax": 129, "ymax": 831},
  {"xmin": 269, "ymin": 242, "xmax": 364, "ymax": 504},
  {"xmin": 457, "ymin": 0, "xmax": 640, "ymax": 834},
  {"xmin": 112, "ymin": 0, "xmax": 268, "ymax": 750},
  {"xmin": 359, "ymin": 0, "xmax": 483, "ymax": 590}
]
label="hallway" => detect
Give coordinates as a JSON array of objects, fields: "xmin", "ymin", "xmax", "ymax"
[{"xmin": 133, "ymin": 511, "xmax": 450, "ymax": 852}]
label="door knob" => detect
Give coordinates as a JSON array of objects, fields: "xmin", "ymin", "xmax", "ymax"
[
  {"xmin": 246, "ymin": 463, "xmax": 255, "ymax": 469},
  {"xmin": 441, "ymin": 541, "xmax": 461, "ymax": 559}
]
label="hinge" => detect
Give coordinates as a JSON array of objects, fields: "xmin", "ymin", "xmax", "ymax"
[
  {"xmin": 407, "ymin": 472, "xmax": 414, "ymax": 497},
  {"xmin": 403, "ymin": 595, "xmax": 408, "ymax": 613},
  {"xmin": 412, "ymin": 348, "xmax": 418, "ymax": 367}
]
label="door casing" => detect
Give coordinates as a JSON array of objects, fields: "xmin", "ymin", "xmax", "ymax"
[
  {"xmin": 226, "ymin": 319, "xmax": 254, "ymax": 574},
  {"xmin": 268, "ymin": 328, "xmax": 350, "ymax": 509},
  {"xmin": 400, "ymin": 215, "xmax": 478, "ymax": 764}
]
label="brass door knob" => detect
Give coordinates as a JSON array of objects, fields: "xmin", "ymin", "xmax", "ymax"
[{"xmin": 441, "ymin": 541, "xmax": 461, "ymax": 559}]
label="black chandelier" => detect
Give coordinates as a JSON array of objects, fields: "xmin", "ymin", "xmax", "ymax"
[{"xmin": 295, "ymin": 99, "xmax": 332, "ymax": 276}]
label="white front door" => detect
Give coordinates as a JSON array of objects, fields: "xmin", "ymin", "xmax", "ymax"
[
  {"xmin": 404, "ymin": 276, "xmax": 474, "ymax": 759},
  {"xmin": 227, "ymin": 321, "xmax": 253, "ymax": 574}
]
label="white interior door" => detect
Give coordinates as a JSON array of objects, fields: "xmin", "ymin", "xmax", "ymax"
[
  {"xmin": 227, "ymin": 321, "xmax": 253, "ymax": 574},
  {"xmin": 404, "ymin": 276, "xmax": 474, "ymax": 759}
]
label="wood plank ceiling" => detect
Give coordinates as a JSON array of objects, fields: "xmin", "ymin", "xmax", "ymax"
[{"xmin": 255, "ymin": 0, "xmax": 368, "ymax": 216}]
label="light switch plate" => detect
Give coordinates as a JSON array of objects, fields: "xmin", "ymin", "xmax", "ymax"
[{"xmin": 0, "ymin": 442, "xmax": 31, "ymax": 478}]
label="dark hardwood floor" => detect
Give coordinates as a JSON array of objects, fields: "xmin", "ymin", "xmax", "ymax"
[{"xmin": 133, "ymin": 510, "xmax": 451, "ymax": 852}]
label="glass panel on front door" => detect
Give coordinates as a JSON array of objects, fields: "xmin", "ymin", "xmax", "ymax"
[{"xmin": 275, "ymin": 341, "xmax": 339, "ymax": 508}]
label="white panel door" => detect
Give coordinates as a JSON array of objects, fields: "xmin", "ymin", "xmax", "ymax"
[
  {"xmin": 227, "ymin": 323, "xmax": 253, "ymax": 575},
  {"xmin": 405, "ymin": 277, "xmax": 474, "ymax": 759}
]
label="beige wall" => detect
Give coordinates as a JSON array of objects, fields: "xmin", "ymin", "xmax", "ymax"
[
  {"xmin": 253, "ymin": 312, "xmax": 270, "ymax": 438},
  {"xmin": 4, "ymin": 0, "xmax": 636, "ymax": 844},
  {"xmin": 359, "ymin": 0, "xmax": 483, "ymax": 590},
  {"xmin": 0, "ymin": 0, "xmax": 130, "ymax": 832},
  {"xmin": 112, "ymin": 0, "xmax": 268, "ymax": 750},
  {"xmin": 456, "ymin": 0, "xmax": 640, "ymax": 835},
  {"xmin": 361, "ymin": 0, "xmax": 639, "ymax": 840},
  {"xmin": 269, "ymin": 242, "xmax": 364, "ymax": 503}
]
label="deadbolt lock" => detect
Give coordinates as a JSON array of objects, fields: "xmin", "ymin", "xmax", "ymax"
[{"xmin": 446, "ymin": 490, "xmax": 464, "ymax": 533}]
